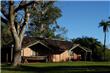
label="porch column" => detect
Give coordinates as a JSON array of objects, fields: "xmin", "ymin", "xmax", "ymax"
[
  {"xmin": 11, "ymin": 44, "xmax": 14, "ymax": 62},
  {"xmin": 90, "ymin": 52, "xmax": 92, "ymax": 61},
  {"xmin": 85, "ymin": 52, "xmax": 87, "ymax": 61}
]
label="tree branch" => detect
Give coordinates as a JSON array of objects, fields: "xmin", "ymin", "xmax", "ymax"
[
  {"xmin": 19, "ymin": 8, "xmax": 30, "ymax": 41},
  {"xmin": 14, "ymin": 1, "xmax": 34, "ymax": 12},
  {"xmin": 9, "ymin": 1, "xmax": 19, "ymax": 42},
  {"xmin": 15, "ymin": 1, "xmax": 23, "ymax": 10},
  {"xmin": 1, "ymin": 2, "xmax": 9, "ymax": 21},
  {"xmin": 42, "ymin": 1, "xmax": 54, "ymax": 15},
  {"xmin": 1, "ymin": 11, "xmax": 9, "ymax": 20},
  {"xmin": 1, "ymin": 17, "xmax": 8, "ymax": 24}
]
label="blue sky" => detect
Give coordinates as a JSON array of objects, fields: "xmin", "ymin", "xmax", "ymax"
[{"xmin": 55, "ymin": 1, "xmax": 110, "ymax": 48}]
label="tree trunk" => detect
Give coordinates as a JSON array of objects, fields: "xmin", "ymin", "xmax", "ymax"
[
  {"xmin": 13, "ymin": 51, "xmax": 21, "ymax": 66},
  {"xmin": 9, "ymin": 1, "xmax": 21, "ymax": 66},
  {"xmin": 39, "ymin": 24, "xmax": 44, "ymax": 37},
  {"xmin": 103, "ymin": 32, "xmax": 106, "ymax": 60},
  {"xmin": 9, "ymin": 1, "xmax": 29, "ymax": 66},
  {"xmin": 12, "ymin": 40, "xmax": 22, "ymax": 66}
]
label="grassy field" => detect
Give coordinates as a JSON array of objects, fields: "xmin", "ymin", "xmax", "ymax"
[{"xmin": 1, "ymin": 61, "xmax": 110, "ymax": 73}]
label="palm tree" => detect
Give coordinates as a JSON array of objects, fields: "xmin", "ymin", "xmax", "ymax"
[{"xmin": 99, "ymin": 18, "xmax": 110, "ymax": 60}]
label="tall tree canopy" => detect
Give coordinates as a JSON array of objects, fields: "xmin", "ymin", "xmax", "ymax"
[{"xmin": 26, "ymin": 1, "xmax": 67, "ymax": 39}]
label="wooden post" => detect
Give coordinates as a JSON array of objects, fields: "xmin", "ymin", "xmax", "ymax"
[
  {"xmin": 90, "ymin": 52, "xmax": 92, "ymax": 61},
  {"xmin": 85, "ymin": 52, "xmax": 87, "ymax": 61},
  {"xmin": 11, "ymin": 44, "xmax": 14, "ymax": 62},
  {"xmin": 6, "ymin": 53, "xmax": 8, "ymax": 63}
]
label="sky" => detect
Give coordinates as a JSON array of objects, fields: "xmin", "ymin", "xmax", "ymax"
[{"xmin": 55, "ymin": 1, "xmax": 110, "ymax": 48}]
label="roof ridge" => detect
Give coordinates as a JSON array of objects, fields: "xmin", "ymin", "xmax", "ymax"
[{"xmin": 24, "ymin": 36, "xmax": 72, "ymax": 42}]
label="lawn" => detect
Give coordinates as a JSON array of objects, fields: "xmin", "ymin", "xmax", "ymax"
[{"xmin": 1, "ymin": 61, "xmax": 110, "ymax": 73}]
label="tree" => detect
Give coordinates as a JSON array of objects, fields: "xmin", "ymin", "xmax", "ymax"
[
  {"xmin": 26, "ymin": 1, "xmax": 67, "ymax": 39},
  {"xmin": 1, "ymin": 1, "xmax": 55, "ymax": 66},
  {"xmin": 99, "ymin": 17, "xmax": 110, "ymax": 60}
]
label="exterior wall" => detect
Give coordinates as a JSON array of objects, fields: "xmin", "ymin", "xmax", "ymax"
[
  {"xmin": 52, "ymin": 54, "xmax": 60, "ymax": 62},
  {"xmin": 21, "ymin": 48, "xmax": 70, "ymax": 62},
  {"xmin": 60, "ymin": 50, "xmax": 70, "ymax": 62},
  {"xmin": 52, "ymin": 50, "xmax": 70, "ymax": 62},
  {"xmin": 70, "ymin": 53, "xmax": 81, "ymax": 61},
  {"xmin": 21, "ymin": 47, "xmax": 35, "ymax": 56}
]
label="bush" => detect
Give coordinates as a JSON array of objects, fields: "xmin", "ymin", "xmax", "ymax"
[{"xmin": 105, "ymin": 49, "xmax": 110, "ymax": 61}]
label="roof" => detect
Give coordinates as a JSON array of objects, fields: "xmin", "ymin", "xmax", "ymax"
[
  {"xmin": 22, "ymin": 36, "xmax": 73, "ymax": 52},
  {"xmin": 69, "ymin": 44, "xmax": 92, "ymax": 52},
  {"xmin": 22, "ymin": 36, "xmax": 92, "ymax": 54}
]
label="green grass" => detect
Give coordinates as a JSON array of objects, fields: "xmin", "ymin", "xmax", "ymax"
[{"xmin": 1, "ymin": 61, "xmax": 110, "ymax": 73}]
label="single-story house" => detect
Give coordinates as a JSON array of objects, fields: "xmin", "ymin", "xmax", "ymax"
[
  {"xmin": 1, "ymin": 37, "xmax": 92, "ymax": 63},
  {"xmin": 69, "ymin": 44, "xmax": 92, "ymax": 61},
  {"xmin": 21, "ymin": 37, "xmax": 72, "ymax": 63},
  {"xmin": 21, "ymin": 37, "xmax": 92, "ymax": 63}
]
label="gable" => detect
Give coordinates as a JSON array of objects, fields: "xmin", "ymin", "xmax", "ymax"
[
  {"xmin": 26, "ymin": 41, "xmax": 50, "ymax": 50},
  {"xmin": 69, "ymin": 44, "xmax": 92, "ymax": 53}
]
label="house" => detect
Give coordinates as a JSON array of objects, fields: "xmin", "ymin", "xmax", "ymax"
[
  {"xmin": 21, "ymin": 37, "xmax": 92, "ymax": 63},
  {"xmin": 21, "ymin": 37, "xmax": 73, "ymax": 63},
  {"xmin": 1, "ymin": 37, "xmax": 92, "ymax": 63},
  {"xmin": 69, "ymin": 44, "xmax": 92, "ymax": 61}
]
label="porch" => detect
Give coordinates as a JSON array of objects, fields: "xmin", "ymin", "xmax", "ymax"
[{"xmin": 22, "ymin": 56, "xmax": 48, "ymax": 63}]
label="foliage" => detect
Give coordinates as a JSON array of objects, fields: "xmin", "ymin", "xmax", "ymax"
[
  {"xmin": 99, "ymin": 19, "xmax": 110, "ymax": 33},
  {"xmin": 26, "ymin": 1, "xmax": 67, "ymax": 40},
  {"xmin": 1, "ymin": 22, "xmax": 12, "ymax": 47},
  {"xmin": 105, "ymin": 49, "xmax": 110, "ymax": 61}
]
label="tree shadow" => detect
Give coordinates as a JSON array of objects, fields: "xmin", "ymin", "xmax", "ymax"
[{"xmin": 1, "ymin": 64, "xmax": 110, "ymax": 73}]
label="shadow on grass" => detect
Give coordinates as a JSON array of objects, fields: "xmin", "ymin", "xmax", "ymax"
[{"xmin": 1, "ymin": 64, "xmax": 110, "ymax": 73}]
